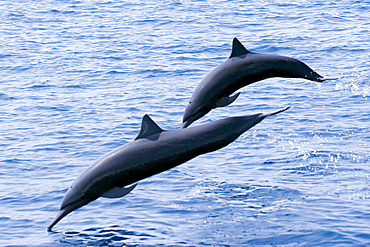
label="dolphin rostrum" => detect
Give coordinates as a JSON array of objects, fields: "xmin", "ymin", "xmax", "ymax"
[
  {"xmin": 182, "ymin": 37, "xmax": 327, "ymax": 128},
  {"xmin": 47, "ymin": 107, "xmax": 289, "ymax": 231}
]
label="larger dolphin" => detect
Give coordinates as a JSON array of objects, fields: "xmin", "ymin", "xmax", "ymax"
[
  {"xmin": 182, "ymin": 37, "xmax": 326, "ymax": 128},
  {"xmin": 47, "ymin": 107, "xmax": 289, "ymax": 230}
]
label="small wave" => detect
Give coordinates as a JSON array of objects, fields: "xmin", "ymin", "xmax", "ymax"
[
  {"xmin": 281, "ymin": 150, "xmax": 369, "ymax": 178},
  {"xmin": 0, "ymin": 93, "xmax": 16, "ymax": 101},
  {"xmin": 335, "ymin": 80, "xmax": 370, "ymax": 97},
  {"xmin": 52, "ymin": 225, "xmax": 155, "ymax": 246},
  {"xmin": 246, "ymin": 229, "xmax": 353, "ymax": 246}
]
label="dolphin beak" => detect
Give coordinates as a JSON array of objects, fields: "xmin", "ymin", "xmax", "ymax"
[
  {"xmin": 47, "ymin": 207, "xmax": 72, "ymax": 231},
  {"xmin": 182, "ymin": 114, "xmax": 200, "ymax": 128},
  {"xmin": 47, "ymin": 198, "xmax": 91, "ymax": 231},
  {"xmin": 182, "ymin": 119, "xmax": 192, "ymax": 128},
  {"xmin": 182, "ymin": 110, "xmax": 210, "ymax": 128},
  {"xmin": 182, "ymin": 111, "xmax": 199, "ymax": 128}
]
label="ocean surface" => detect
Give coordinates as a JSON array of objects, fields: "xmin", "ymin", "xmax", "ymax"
[{"xmin": 0, "ymin": 0, "xmax": 369, "ymax": 246}]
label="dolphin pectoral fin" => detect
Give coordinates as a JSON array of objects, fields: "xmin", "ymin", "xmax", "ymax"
[
  {"xmin": 216, "ymin": 92, "xmax": 241, "ymax": 107},
  {"xmin": 102, "ymin": 184, "xmax": 137, "ymax": 198}
]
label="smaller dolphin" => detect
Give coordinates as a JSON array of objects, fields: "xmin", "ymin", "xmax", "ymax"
[
  {"xmin": 47, "ymin": 107, "xmax": 289, "ymax": 231},
  {"xmin": 182, "ymin": 37, "xmax": 328, "ymax": 128}
]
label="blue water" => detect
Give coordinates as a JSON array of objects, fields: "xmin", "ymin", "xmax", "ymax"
[{"xmin": 1, "ymin": 0, "xmax": 369, "ymax": 246}]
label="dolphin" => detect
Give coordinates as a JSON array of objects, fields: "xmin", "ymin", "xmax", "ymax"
[
  {"xmin": 182, "ymin": 37, "xmax": 327, "ymax": 128},
  {"xmin": 47, "ymin": 107, "xmax": 289, "ymax": 231}
]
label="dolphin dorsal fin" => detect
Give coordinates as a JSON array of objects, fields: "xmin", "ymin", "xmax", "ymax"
[
  {"xmin": 135, "ymin": 114, "xmax": 163, "ymax": 140},
  {"xmin": 229, "ymin": 37, "xmax": 250, "ymax": 58}
]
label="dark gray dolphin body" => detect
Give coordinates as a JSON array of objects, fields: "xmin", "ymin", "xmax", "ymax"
[
  {"xmin": 47, "ymin": 107, "xmax": 289, "ymax": 231},
  {"xmin": 182, "ymin": 37, "xmax": 326, "ymax": 128}
]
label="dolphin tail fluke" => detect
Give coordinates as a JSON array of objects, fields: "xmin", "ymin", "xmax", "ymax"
[
  {"xmin": 315, "ymin": 76, "xmax": 339, "ymax": 83},
  {"xmin": 262, "ymin": 106, "xmax": 290, "ymax": 119},
  {"xmin": 322, "ymin": 77, "xmax": 339, "ymax": 81}
]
